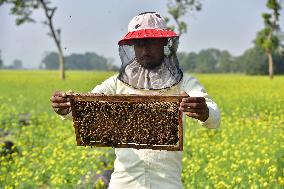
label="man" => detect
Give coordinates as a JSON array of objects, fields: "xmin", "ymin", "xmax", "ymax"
[{"xmin": 50, "ymin": 12, "xmax": 220, "ymax": 188}]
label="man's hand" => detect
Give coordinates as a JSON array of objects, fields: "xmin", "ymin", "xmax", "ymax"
[
  {"xmin": 179, "ymin": 91, "xmax": 209, "ymax": 122},
  {"xmin": 50, "ymin": 91, "xmax": 71, "ymax": 115}
]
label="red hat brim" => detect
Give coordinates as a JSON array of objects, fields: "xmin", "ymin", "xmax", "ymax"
[{"xmin": 118, "ymin": 29, "xmax": 178, "ymax": 45}]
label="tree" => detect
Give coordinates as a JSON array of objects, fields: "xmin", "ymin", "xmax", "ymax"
[
  {"xmin": 40, "ymin": 51, "xmax": 117, "ymax": 71},
  {"xmin": 216, "ymin": 50, "xmax": 235, "ymax": 73},
  {"xmin": 236, "ymin": 47, "xmax": 268, "ymax": 75},
  {"xmin": 65, "ymin": 52, "xmax": 109, "ymax": 70},
  {"xmin": 12, "ymin": 59, "xmax": 23, "ymax": 69},
  {"xmin": 194, "ymin": 49, "xmax": 220, "ymax": 73},
  {"xmin": 0, "ymin": 50, "xmax": 3, "ymax": 68},
  {"xmin": 165, "ymin": 0, "xmax": 202, "ymax": 35},
  {"xmin": 0, "ymin": 0, "xmax": 65, "ymax": 80},
  {"xmin": 255, "ymin": 0, "xmax": 282, "ymax": 79},
  {"xmin": 178, "ymin": 51, "xmax": 197, "ymax": 71},
  {"xmin": 40, "ymin": 51, "xmax": 59, "ymax": 69}
]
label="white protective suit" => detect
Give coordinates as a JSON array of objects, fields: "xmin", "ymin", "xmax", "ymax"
[{"xmin": 89, "ymin": 74, "xmax": 220, "ymax": 189}]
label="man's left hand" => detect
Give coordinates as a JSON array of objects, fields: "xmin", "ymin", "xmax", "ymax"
[{"xmin": 179, "ymin": 91, "xmax": 209, "ymax": 122}]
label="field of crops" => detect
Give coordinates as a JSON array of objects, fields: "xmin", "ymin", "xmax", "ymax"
[{"xmin": 0, "ymin": 70, "xmax": 283, "ymax": 189}]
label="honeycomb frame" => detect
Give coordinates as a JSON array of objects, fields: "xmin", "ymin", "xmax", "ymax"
[{"xmin": 68, "ymin": 93, "xmax": 183, "ymax": 151}]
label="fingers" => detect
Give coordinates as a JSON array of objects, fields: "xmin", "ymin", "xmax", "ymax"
[
  {"xmin": 53, "ymin": 91, "xmax": 67, "ymax": 98},
  {"xmin": 180, "ymin": 107, "xmax": 205, "ymax": 114},
  {"xmin": 50, "ymin": 91, "xmax": 70, "ymax": 103},
  {"xmin": 184, "ymin": 112, "xmax": 200, "ymax": 119},
  {"xmin": 179, "ymin": 94, "xmax": 209, "ymax": 121},
  {"xmin": 50, "ymin": 96, "xmax": 66, "ymax": 102},
  {"xmin": 50, "ymin": 91, "xmax": 72, "ymax": 115},
  {"xmin": 183, "ymin": 108, "xmax": 208, "ymax": 121},
  {"xmin": 179, "ymin": 102, "xmax": 206, "ymax": 109},
  {"xmin": 53, "ymin": 106, "xmax": 71, "ymax": 115},
  {"xmin": 52, "ymin": 102, "xmax": 71, "ymax": 108},
  {"xmin": 50, "ymin": 96, "xmax": 71, "ymax": 106},
  {"xmin": 182, "ymin": 97, "xmax": 205, "ymax": 103},
  {"xmin": 179, "ymin": 102, "xmax": 206, "ymax": 114}
]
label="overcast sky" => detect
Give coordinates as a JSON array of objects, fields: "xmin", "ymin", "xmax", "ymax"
[{"xmin": 0, "ymin": 0, "xmax": 283, "ymax": 68}]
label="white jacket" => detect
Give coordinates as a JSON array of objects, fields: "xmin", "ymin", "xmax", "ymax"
[{"xmin": 63, "ymin": 74, "xmax": 220, "ymax": 189}]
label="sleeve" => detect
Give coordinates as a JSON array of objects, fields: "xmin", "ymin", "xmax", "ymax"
[
  {"xmin": 90, "ymin": 74, "xmax": 118, "ymax": 94},
  {"xmin": 181, "ymin": 75, "xmax": 220, "ymax": 129},
  {"xmin": 60, "ymin": 74, "xmax": 118, "ymax": 120}
]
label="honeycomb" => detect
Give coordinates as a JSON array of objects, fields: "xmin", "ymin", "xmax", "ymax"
[{"xmin": 68, "ymin": 94, "xmax": 183, "ymax": 151}]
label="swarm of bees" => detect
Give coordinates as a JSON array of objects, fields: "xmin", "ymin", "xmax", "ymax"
[{"xmin": 69, "ymin": 94, "xmax": 183, "ymax": 151}]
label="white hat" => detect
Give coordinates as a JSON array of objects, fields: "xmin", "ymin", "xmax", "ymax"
[{"xmin": 118, "ymin": 12, "xmax": 178, "ymax": 45}]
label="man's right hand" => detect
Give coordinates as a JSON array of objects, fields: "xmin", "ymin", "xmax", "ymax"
[{"xmin": 50, "ymin": 91, "xmax": 71, "ymax": 115}]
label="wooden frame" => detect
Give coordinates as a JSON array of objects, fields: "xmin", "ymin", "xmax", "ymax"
[{"xmin": 68, "ymin": 93, "xmax": 183, "ymax": 151}]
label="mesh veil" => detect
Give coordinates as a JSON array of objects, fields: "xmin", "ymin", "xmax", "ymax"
[{"xmin": 117, "ymin": 37, "xmax": 183, "ymax": 90}]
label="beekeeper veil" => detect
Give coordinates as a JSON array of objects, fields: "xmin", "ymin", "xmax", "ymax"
[{"xmin": 117, "ymin": 12, "xmax": 183, "ymax": 90}]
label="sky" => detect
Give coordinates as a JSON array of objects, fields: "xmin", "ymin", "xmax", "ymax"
[{"xmin": 0, "ymin": 0, "xmax": 284, "ymax": 68}]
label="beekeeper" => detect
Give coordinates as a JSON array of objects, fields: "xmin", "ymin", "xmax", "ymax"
[{"xmin": 50, "ymin": 12, "xmax": 220, "ymax": 189}]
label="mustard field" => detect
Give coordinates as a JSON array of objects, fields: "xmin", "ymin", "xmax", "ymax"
[{"xmin": 0, "ymin": 70, "xmax": 283, "ymax": 188}]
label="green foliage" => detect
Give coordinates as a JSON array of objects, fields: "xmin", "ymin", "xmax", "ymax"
[
  {"xmin": 0, "ymin": 0, "xmax": 66, "ymax": 79},
  {"xmin": 0, "ymin": 71, "xmax": 283, "ymax": 188},
  {"xmin": 0, "ymin": 50, "xmax": 3, "ymax": 68},
  {"xmin": 235, "ymin": 47, "xmax": 267, "ymax": 75},
  {"xmin": 254, "ymin": 0, "xmax": 282, "ymax": 78},
  {"xmin": 255, "ymin": 0, "xmax": 281, "ymax": 53},
  {"xmin": 166, "ymin": 0, "xmax": 202, "ymax": 35},
  {"xmin": 194, "ymin": 50, "xmax": 218, "ymax": 73},
  {"xmin": 0, "ymin": 0, "xmax": 42, "ymax": 25},
  {"xmin": 40, "ymin": 52, "xmax": 118, "ymax": 71},
  {"xmin": 266, "ymin": 0, "xmax": 281, "ymax": 14},
  {"xmin": 255, "ymin": 28, "xmax": 280, "ymax": 52},
  {"xmin": 178, "ymin": 52, "xmax": 195, "ymax": 71},
  {"xmin": 216, "ymin": 51, "xmax": 234, "ymax": 73},
  {"xmin": 178, "ymin": 47, "xmax": 284, "ymax": 75},
  {"xmin": 178, "ymin": 49, "xmax": 233, "ymax": 73},
  {"xmin": 40, "ymin": 52, "xmax": 59, "ymax": 69}
]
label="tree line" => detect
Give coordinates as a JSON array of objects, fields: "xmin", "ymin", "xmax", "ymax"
[
  {"xmin": 1, "ymin": 0, "xmax": 283, "ymax": 76},
  {"xmin": 1, "ymin": 46, "xmax": 284, "ymax": 75},
  {"xmin": 0, "ymin": 0, "xmax": 284, "ymax": 76},
  {"xmin": 177, "ymin": 46, "xmax": 284, "ymax": 75},
  {"xmin": 39, "ymin": 52, "xmax": 119, "ymax": 71}
]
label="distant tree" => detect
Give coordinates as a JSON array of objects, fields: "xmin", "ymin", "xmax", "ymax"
[
  {"xmin": 194, "ymin": 49, "xmax": 221, "ymax": 73},
  {"xmin": 65, "ymin": 52, "xmax": 109, "ymax": 70},
  {"xmin": 177, "ymin": 49, "xmax": 250, "ymax": 73},
  {"xmin": 273, "ymin": 51, "xmax": 284, "ymax": 74},
  {"xmin": 40, "ymin": 52, "xmax": 59, "ymax": 69},
  {"xmin": 0, "ymin": 50, "xmax": 3, "ymax": 68},
  {"xmin": 216, "ymin": 50, "xmax": 235, "ymax": 73},
  {"xmin": 106, "ymin": 58, "xmax": 119, "ymax": 71},
  {"xmin": 178, "ymin": 51, "xmax": 197, "ymax": 71},
  {"xmin": 255, "ymin": 0, "xmax": 282, "ymax": 79},
  {"xmin": 12, "ymin": 59, "xmax": 23, "ymax": 69},
  {"xmin": 165, "ymin": 0, "xmax": 202, "ymax": 35},
  {"xmin": 225, "ymin": 46, "xmax": 284, "ymax": 75},
  {"xmin": 40, "ymin": 52, "xmax": 117, "ymax": 71},
  {"xmin": 277, "ymin": 31, "xmax": 284, "ymax": 52},
  {"xmin": 3, "ymin": 59, "xmax": 24, "ymax": 69},
  {"xmin": 236, "ymin": 47, "xmax": 268, "ymax": 75},
  {"xmin": 178, "ymin": 52, "xmax": 189, "ymax": 71},
  {"xmin": 0, "ymin": 0, "xmax": 65, "ymax": 80}
]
